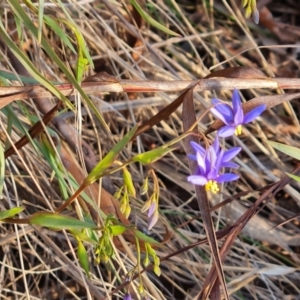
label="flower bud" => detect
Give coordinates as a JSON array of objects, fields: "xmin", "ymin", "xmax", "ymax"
[
  {"xmin": 153, "ymin": 265, "xmax": 161, "ymax": 276},
  {"xmin": 124, "ymin": 293, "xmax": 132, "ymax": 300}
]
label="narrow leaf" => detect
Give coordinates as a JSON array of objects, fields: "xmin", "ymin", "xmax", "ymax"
[
  {"xmin": 86, "ymin": 125, "xmax": 138, "ymax": 183},
  {"xmin": 133, "ymin": 147, "xmax": 174, "ymax": 164},
  {"xmin": 267, "ymin": 140, "xmax": 300, "ymax": 161},
  {"xmin": 29, "ymin": 212, "xmax": 97, "ymax": 229},
  {"xmin": 77, "ymin": 240, "xmax": 90, "ymax": 278},
  {"xmin": 130, "ymin": 0, "xmax": 180, "ymax": 37},
  {"xmin": 5, "ymin": 101, "xmax": 62, "ymax": 158},
  {"xmin": 132, "ymin": 88, "xmax": 193, "ymax": 139},
  {"xmin": 134, "ymin": 230, "xmax": 159, "ymax": 245},
  {"xmin": 44, "ymin": 15, "xmax": 76, "ymax": 53},
  {"xmin": 0, "ymin": 207, "xmax": 25, "ymax": 220},
  {"xmin": 69, "ymin": 229, "xmax": 98, "ymax": 244}
]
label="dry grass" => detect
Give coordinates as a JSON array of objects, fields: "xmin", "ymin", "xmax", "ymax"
[{"xmin": 1, "ymin": 0, "xmax": 300, "ymax": 299}]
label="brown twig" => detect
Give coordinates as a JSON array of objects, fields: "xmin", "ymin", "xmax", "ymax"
[{"xmin": 1, "ymin": 77, "xmax": 300, "ymax": 107}]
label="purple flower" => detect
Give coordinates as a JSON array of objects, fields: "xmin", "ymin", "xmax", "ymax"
[
  {"xmin": 187, "ymin": 139, "xmax": 240, "ymax": 193},
  {"xmin": 188, "ymin": 138, "xmax": 241, "ymax": 169},
  {"xmin": 211, "ymin": 88, "xmax": 266, "ymax": 138}
]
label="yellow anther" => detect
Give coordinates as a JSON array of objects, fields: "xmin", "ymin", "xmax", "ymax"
[
  {"xmin": 205, "ymin": 180, "xmax": 219, "ymax": 194},
  {"xmin": 235, "ymin": 125, "xmax": 243, "ymax": 136}
]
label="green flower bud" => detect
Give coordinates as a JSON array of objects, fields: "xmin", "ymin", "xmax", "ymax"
[
  {"xmin": 153, "ymin": 256, "xmax": 160, "ymax": 266},
  {"xmin": 143, "ymin": 256, "xmax": 150, "ymax": 267},
  {"xmin": 153, "ymin": 265, "xmax": 161, "ymax": 276},
  {"xmin": 138, "ymin": 284, "xmax": 145, "ymax": 294},
  {"xmin": 124, "ymin": 205, "xmax": 131, "ymax": 219}
]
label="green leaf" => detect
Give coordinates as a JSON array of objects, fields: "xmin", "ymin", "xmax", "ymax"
[
  {"xmin": 76, "ymin": 56, "xmax": 89, "ymax": 83},
  {"xmin": 29, "ymin": 212, "xmax": 97, "ymax": 229},
  {"xmin": 0, "ymin": 207, "xmax": 25, "ymax": 220},
  {"xmin": 109, "ymin": 225, "xmax": 127, "ymax": 236},
  {"xmin": 133, "ymin": 146, "xmax": 174, "ymax": 164},
  {"xmin": 134, "ymin": 230, "xmax": 159, "ymax": 245},
  {"xmin": 77, "ymin": 240, "xmax": 90, "ymax": 278},
  {"xmin": 54, "ymin": 4, "xmax": 93, "ymax": 67},
  {"xmin": 69, "ymin": 229, "xmax": 97, "ymax": 244},
  {"xmin": 267, "ymin": 141, "xmax": 300, "ymax": 161},
  {"xmin": 130, "ymin": 0, "xmax": 180, "ymax": 37},
  {"xmin": 44, "ymin": 15, "xmax": 76, "ymax": 53},
  {"xmin": 86, "ymin": 125, "xmax": 138, "ymax": 183},
  {"xmin": 14, "ymin": 14, "xmax": 22, "ymax": 41},
  {"xmin": 54, "ymin": 17, "xmax": 93, "ymax": 82}
]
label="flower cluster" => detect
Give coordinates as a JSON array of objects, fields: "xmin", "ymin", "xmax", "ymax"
[{"xmin": 188, "ymin": 89, "xmax": 266, "ymax": 193}]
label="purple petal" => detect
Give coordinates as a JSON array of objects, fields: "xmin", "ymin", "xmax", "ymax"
[
  {"xmin": 190, "ymin": 141, "xmax": 205, "ymax": 155},
  {"xmin": 187, "ymin": 154, "xmax": 196, "ymax": 161},
  {"xmin": 187, "ymin": 175, "xmax": 208, "ymax": 185},
  {"xmin": 234, "ymin": 105, "xmax": 244, "ymax": 125},
  {"xmin": 196, "ymin": 152, "xmax": 206, "ymax": 173},
  {"xmin": 215, "ymin": 173, "xmax": 239, "ymax": 183},
  {"xmin": 243, "ymin": 104, "xmax": 266, "ymax": 124},
  {"xmin": 204, "ymin": 148, "xmax": 217, "ymax": 173},
  {"xmin": 148, "ymin": 211, "xmax": 159, "ymax": 230},
  {"xmin": 221, "ymin": 161, "xmax": 239, "ymax": 169},
  {"xmin": 232, "ymin": 89, "xmax": 242, "ymax": 115},
  {"xmin": 147, "ymin": 202, "xmax": 156, "ymax": 218},
  {"xmin": 223, "ymin": 147, "xmax": 241, "ymax": 162},
  {"xmin": 214, "ymin": 149, "xmax": 224, "ymax": 173},
  {"xmin": 212, "ymin": 99, "xmax": 234, "ymax": 122},
  {"xmin": 210, "ymin": 99, "xmax": 233, "ymax": 124},
  {"xmin": 207, "ymin": 168, "xmax": 218, "ymax": 181},
  {"xmin": 211, "ymin": 137, "xmax": 220, "ymax": 154},
  {"xmin": 210, "ymin": 108, "xmax": 229, "ymax": 125},
  {"xmin": 218, "ymin": 126, "xmax": 235, "ymax": 138}
]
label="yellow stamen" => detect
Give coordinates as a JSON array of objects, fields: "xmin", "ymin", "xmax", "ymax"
[
  {"xmin": 235, "ymin": 125, "xmax": 243, "ymax": 136},
  {"xmin": 205, "ymin": 180, "xmax": 219, "ymax": 194}
]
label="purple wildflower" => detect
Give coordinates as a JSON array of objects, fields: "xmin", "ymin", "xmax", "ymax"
[
  {"xmin": 211, "ymin": 88, "xmax": 266, "ymax": 138},
  {"xmin": 187, "ymin": 139, "xmax": 241, "ymax": 193},
  {"xmin": 188, "ymin": 138, "xmax": 241, "ymax": 169}
]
